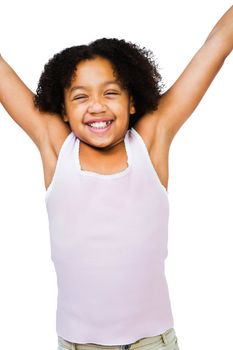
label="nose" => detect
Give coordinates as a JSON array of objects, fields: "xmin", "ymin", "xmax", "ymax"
[{"xmin": 87, "ymin": 100, "xmax": 107, "ymax": 114}]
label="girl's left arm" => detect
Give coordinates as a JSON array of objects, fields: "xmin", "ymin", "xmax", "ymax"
[{"xmin": 156, "ymin": 5, "xmax": 233, "ymax": 142}]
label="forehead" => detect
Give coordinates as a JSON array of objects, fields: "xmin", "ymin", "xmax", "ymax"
[{"xmin": 71, "ymin": 57, "xmax": 119, "ymax": 86}]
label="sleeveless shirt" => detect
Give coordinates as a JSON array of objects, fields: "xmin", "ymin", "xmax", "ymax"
[{"xmin": 45, "ymin": 127, "xmax": 174, "ymax": 345}]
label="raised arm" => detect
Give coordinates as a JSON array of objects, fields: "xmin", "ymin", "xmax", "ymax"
[
  {"xmin": 0, "ymin": 55, "xmax": 49, "ymax": 148},
  {"xmin": 157, "ymin": 5, "xmax": 233, "ymax": 141}
]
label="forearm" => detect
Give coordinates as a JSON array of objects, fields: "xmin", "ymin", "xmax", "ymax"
[{"xmin": 205, "ymin": 5, "xmax": 233, "ymax": 58}]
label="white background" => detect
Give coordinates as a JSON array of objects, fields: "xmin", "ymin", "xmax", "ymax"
[{"xmin": 0, "ymin": 0, "xmax": 232, "ymax": 349}]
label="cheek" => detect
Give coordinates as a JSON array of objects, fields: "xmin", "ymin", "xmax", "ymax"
[
  {"xmin": 112, "ymin": 100, "xmax": 129, "ymax": 114},
  {"xmin": 66, "ymin": 103, "xmax": 85, "ymax": 118}
]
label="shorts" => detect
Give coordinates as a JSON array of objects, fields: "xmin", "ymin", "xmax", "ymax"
[{"xmin": 57, "ymin": 328, "xmax": 180, "ymax": 350}]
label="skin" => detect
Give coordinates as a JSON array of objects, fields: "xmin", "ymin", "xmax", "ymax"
[
  {"xmin": 0, "ymin": 6, "xmax": 232, "ymax": 191},
  {"xmin": 62, "ymin": 57, "xmax": 136, "ymax": 174}
]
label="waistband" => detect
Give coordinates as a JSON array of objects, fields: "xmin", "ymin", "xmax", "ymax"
[{"xmin": 58, "ymin": 328, "xmax": 176, "ymax": 350}]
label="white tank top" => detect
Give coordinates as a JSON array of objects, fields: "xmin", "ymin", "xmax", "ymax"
[{"xmin": 45, "ymin": 127, "xmax": 174, "ymax": 345}]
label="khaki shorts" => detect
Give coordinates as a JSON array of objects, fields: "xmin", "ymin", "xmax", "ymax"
[{"xmin": 57, "ymin": 328, "xmax": 180, "ymax": 350}]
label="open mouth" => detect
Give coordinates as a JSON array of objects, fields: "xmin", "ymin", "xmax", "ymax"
[{"xmin": 86, "ymin": 120, "xmax": 114, "ymax": 133}]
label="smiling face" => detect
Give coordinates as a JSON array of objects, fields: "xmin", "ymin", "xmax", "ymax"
[{"xmin": 63, "ymin": 56, "xmax": 136, "ymax": 150}]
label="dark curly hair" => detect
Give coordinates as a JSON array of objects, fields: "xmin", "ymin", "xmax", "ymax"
[{"xmin": 34, "ymin": 38, "xmax": 164, "ymax": 129}]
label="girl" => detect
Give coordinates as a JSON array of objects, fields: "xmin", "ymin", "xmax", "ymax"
[{"xmin": 0, "ymin": 5, "xmax": 232, "ymax": 350}]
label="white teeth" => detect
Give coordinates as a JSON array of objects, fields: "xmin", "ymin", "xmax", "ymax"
[{"xmin": 88, "ymin": 121, "xmax": 112, "ymax": 129}]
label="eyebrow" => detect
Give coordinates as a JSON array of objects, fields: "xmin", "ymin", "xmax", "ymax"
[{"xmin": 70, "ymin": 80, "xmax": 121, "ymax": 92}]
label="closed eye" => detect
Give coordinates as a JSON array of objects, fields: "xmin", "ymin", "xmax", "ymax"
[
  {"xmin": 73, "ymin": 92, "xmax": 118, "ymax": 100},
  {"xmin": 74, "ymin": 96, "xmax": 86, "ymax": 100}
]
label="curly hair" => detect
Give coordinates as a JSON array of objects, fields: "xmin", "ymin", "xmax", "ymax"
[{"xmin": 34, "ymin": 38, "xmax": 164, "ymax": 129}]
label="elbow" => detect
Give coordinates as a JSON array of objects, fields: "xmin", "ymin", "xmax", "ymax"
[{"xmin": 205, "ymin": 29, "xmax": 233, "ymax": 60}]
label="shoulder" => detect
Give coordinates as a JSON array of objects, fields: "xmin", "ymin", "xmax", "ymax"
[
  {"xmin": 39, "ymin": 113, "xmax": 72, "ymax": 156},
  {"xmin": 47, "ymin": 114, "xmax": 72, "ymax": 155},
  {"xmin": 133, "ymin": 111, "xmax": 173, "ymax": 191},
  {"xmin": 38, "ymin": 114, "xmax": 72, "ymax": 191},
  {"xmin": 133, "ymin": 111, "xmax": 172, "ymax": 153}
]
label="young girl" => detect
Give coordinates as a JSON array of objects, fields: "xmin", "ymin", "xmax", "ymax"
[{"xmin": 0, "ymin": 5, "xmax": 232, "ymax": 350}]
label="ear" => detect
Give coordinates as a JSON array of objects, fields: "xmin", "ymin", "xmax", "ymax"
[
  {"xmin": 61, "ymin": 103, "xmax": 69, "ymax": 123},
  {"xmin": 129, "ymin": 96, "xmax": 136, "ymax": 115}
]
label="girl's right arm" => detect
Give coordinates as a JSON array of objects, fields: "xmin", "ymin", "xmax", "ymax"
[{"xmin": 0, "ymin": 54, "xmax": 49, "ymax": 149}]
